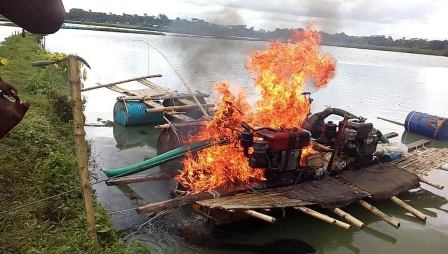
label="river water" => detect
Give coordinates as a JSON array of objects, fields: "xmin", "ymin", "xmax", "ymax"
[{"xmin": 1, "ymin": 26, "xmax": 448, "ymax": 253}]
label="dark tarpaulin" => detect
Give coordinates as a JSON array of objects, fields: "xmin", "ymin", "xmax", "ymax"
[
  {"xmin": 339, "ymin": 164, "xmax": 420, "ymax": 200},
  {"xmin": 278, "ymin": 177, "xmax": 369, "ymax": 209}
]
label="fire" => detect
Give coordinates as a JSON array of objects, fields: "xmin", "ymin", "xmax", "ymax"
[{"xmin": 176, "ymin": 26, "xmax": 336, "ymax": 193}]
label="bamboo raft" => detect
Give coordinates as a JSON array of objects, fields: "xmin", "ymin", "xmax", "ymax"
[
  {"xmin": 85, "ymin": 74, "xmax": 213, "ymax": 124},
  {"xmin": 133, "ymin": 139, "xmax": 447, "ymax": 230}
]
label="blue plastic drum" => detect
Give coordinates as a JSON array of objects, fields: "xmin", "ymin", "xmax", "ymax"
[
  {"xmin": 113, "ymin": 100, "xmax": 164, "ymax": 126},
  {"xmin": 404, "ymin": 111, "xmax": 448, "ymax": 140}
]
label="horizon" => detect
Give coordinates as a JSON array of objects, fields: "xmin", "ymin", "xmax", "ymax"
[{"xmin": 62, "ymin": 0, "xmax": 448, "ymax": 41}]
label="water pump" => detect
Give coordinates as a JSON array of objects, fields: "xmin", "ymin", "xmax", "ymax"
[{"xmin": 240, "ymin": 122, "xmax": 311, "ymax": 173}]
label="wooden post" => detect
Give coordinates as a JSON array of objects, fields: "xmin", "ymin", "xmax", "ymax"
[
  {"xmin": 390, "ymin": 196, "xmax": 427, "ymax": 221},
  {"xmin": 359, "ymin": 200, "xmax": 400, "ymax": 229},
  {"xmin": 67, "ymin": 55, "xmax": 98, "ymax": 243},
  {"xmin": 294, "ymin": 207, "xmax": 351, "ymax": 230},
  {"xmin": 332, "ymin": 208, "xmax": 365, "ymax": 229}
]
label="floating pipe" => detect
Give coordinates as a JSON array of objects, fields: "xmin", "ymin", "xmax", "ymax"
[{"xmin": 102, "ymin": 139, "xmax": 220, "ymax": 177}]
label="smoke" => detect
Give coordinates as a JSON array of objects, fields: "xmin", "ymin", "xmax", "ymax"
[
  {"xmin": 297, "ymin": 0, "xmax": 342, "ymax": 33},
  {"xmin": 202, "ymin": 6, "xmax": 244, "ymax": 26},
  {"xmin": 167, "ymin": 7, "xmax": 246, "ymax": 83}
]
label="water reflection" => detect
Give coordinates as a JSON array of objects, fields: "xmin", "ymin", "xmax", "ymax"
[
  {"xmin": 113, "ymin": 123, "xmax": 160, "ymax": 150},
  {"xmin": 211, "ymin": 239, "xmax": 316, "ymax": 254},
  {"xmin": 401, "ymin": 131, "xmax": 448, "ymax": 148}
]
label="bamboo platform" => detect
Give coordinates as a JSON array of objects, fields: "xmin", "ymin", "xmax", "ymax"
[
  {"xmin": 394, "ymin": 147, "xmax": 448, "ymax": 176},
  {"xmin": 105, "ymin": 76, "xmax": 213, "ymax": 123},
  {"xmin": 192, "ymin": 142, "xmax": 447, "ymax": 228}
]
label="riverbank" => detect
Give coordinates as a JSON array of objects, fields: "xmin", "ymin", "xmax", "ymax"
[{"xmin": 0, "ymin": 34, "xmax": 148, "ymax": 252}]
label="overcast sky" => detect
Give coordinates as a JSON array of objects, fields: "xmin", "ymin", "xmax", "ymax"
[{"xmin": 63, "ymin": 0, "xmax": 448, "ymax": 40}]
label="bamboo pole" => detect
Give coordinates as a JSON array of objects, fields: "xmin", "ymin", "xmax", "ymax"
[
  {"xmin": 67, "ymin": 56, "xmax": 98, "ymax": 243},
  {"xmin": 146, "ymin": 104, "xmax": 214, "ymax": 113},
  {"xmin": 137, "ymin": 185, "xmax": 252, "ymax": 214},
  {"xmin": 105, "ymin": 173, "xmax": 177, "ymax": 186},
  {"xmin": 418, "ymin": 176, "xmax": 444, "ymax": 190},
  {"xmin": 134, "ymin": 40, "xmax": 210, "ymax": 119},
  {"xmin": 80, "ymin": 74, "xmax": 162, "ymax": 92},
  {"xmin": 377, "ymin": 117, "xmax": 404, "ymax": 126},
  {"xmin": 294, "ymin": 207, "xmax": 351, "ymax": 230},
  {"xmin": 155, "ymin": 121, "xmax": 207, "ymax": 129},
  {"xmin": 358, "ymin": 200, "xmax": 400, "ymax": 229},
  {"xmin": 241, "ymin": 210, "xmax": 277, "ymax": 223},
  {"xmin": 117, "ymin": 92, "xmax": 209, "ymax": 101},
  {"xmin": 332, "ymin": 208, "xmax": 365, "ymax": 229},
  {"xmin": 390, "ymin": 196, "xmax": 427, "ymax": 221}
]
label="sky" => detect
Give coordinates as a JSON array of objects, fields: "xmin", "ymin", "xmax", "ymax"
[{"xmin": 62, "ymin": 0, "xmax": 448, "ymax": 40}]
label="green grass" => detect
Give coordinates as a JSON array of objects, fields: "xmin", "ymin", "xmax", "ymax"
[{"xmin": 0, "ymin": 34, "xmax": 149, "ymax": 253}]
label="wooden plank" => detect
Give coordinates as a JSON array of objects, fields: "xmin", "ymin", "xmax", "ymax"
[
  {"xmin": 407, "ymin": 139, "xmax": 431, "ymax": 152},
  {"xmin": 197, "ymin": 192, "xmax": 313, "ymax": 210}
]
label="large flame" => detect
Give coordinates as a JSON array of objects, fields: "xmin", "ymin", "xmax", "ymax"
[{"xmin": 176, "ymin": 26, "xmax": 336, "ymax": 193}]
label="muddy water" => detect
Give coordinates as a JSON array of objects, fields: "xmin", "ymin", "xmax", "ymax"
[{"xmin": 2, "ymin": 26, "xmax": 448, "ymax": 253}]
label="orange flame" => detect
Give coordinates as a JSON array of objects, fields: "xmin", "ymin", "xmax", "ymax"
[{"xmin": 176, "ymin": 26, "xmax": 336, "ymax": 193}]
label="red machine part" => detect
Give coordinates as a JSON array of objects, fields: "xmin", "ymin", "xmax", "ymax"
[{"xmin": 256, "ymin": 129, "xmax": 311, "ymax": 151}]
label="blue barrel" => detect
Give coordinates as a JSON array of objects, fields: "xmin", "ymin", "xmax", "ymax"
[
  {"xmin": 404, "ymin": 111, "xmax": 448, "ymax": 140},
  {"xmin": 113, "ymin": 100, "xmax": 164, "ymax": 126}
]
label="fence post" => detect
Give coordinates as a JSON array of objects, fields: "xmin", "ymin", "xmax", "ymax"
[{"xmin": 67, "ymin": 55, "xmax": 98, "ymax": 244}]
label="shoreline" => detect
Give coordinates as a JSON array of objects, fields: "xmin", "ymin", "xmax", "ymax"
[{"xmin": 0, "ymin": 34, "xmax": 148, "ymax": 253}]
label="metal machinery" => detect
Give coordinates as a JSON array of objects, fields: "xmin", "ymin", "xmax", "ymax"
[{"xmin": 240, "ymin": 122, "xmax": 313, "ymax": 186}]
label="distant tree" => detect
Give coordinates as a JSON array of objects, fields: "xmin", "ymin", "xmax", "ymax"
[{"xmin": 64, "ymin": 8, "xmax": 448, "ymax": 55}]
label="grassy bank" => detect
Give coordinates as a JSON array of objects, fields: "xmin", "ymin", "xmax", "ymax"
[{"xmin": 0, "ymin": 35, "xmax": 148, "ymax": 253}]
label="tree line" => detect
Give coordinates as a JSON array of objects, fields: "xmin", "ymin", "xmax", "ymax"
[{"xmin": 66, "ymin": 8, "xmax": 448, "ymax": 55}]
